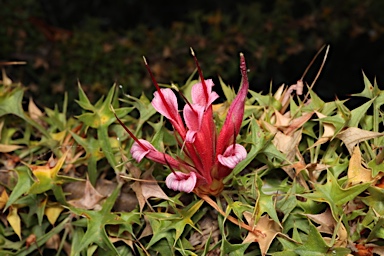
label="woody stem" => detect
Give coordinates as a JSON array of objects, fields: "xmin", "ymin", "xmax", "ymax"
[{"xmin": 196, "ymin": 192, "xmax": 255, "ymax": 234}]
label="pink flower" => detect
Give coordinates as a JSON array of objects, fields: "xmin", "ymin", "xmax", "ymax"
[
  {"xmin": 126, "ymin": 52, "xmax": 249, "ymax": 196},
  {"xmin": 166, "ymin": 172, "xmax": 197, "ymax": 193}
]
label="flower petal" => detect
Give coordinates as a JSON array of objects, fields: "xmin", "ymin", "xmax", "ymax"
[
  {"xmin": 131, "ymin": 139, "xmax": 180, "ymax": 169},
  {"xmin": 191, "ymin": 79, "xmax": 219, "ymax": 107},
  {"xmin": 131, "ymin": 139, "xmax": 155, "ymax": 162},
  {"xmin": 165, "ymin": 171, "xmax": 197, "ymax": 193},
  {"xmin": 218, "ymin": 144, "xmax": 247, "ymax": 169},
  {"xmin": 183, "ymin": 103, "xmax": 205, "ymax": 143},
  {"xmin": 152, "ymin": 88, "xmax": 179, "ymax": 122},
  {"xmin": 216, "ymin": 54, "xmax": 249, "ymax": 156}
]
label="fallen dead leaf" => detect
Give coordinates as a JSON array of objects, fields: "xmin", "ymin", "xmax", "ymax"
[
  {"xmin": 273, "ymin": 84, "xmax": 285, "ymax": 102},
  {"xmin": 243, "ymin": 212, "xmax": 282, "ymax": 256},
  {"xmin": 348, "ymin": 146, "xmax": 375, "ymax": 186},
  {"xmin": 28, "ymin": 98, "xmax": 45, "ymax": 125},
  {"xmin": 109, "ymin": 236, "xmax": 134, "ymax": 249},
  {"xmin": 126, "ymin": 162, "xmax": 169, "ymax": 212},
  {"xmin": 45, "ymin": 205, "xmax": 64, "ymax": 225},
  {"xmin": 45, "ymin": 234, "xmax": 60, "ymax": 250},
  {"xmin": 68, "ymin": 179, "xmax": 105, "ymax": 210},
  {"xmin": 283, "ymin": 112, "xmax": 314, "ymax": 135},
  {"xmin": 0, "ymin": 189, "xmax": 8, "ymax": 210},
  {"xmin": 305, "ymin": 208, "xmax": 347, "ymax": 247},
  {"xmin": 7, "ymin": 206, "xmax": 21, "ymax": 239},
  {"xmin": 336, "ymin": 127, "xmax": 383, "ymax": 154},
  {"xmin": 1, "ymin": 68, "xmax": 12, "ymax": 85},
  {"xmin": 141, "ymin": 170, "xmax": 169, "ymax": 201},
  {"xmin": 0, "ymin": 144, "xmax": 24, "ymax": 153},
  {"xmin": 274, "ymin": 109, "xmax": 291, "ymax": 128},
  {"xmin": 310, "ymin": 112, "xmax": 336, "ymax": 148}
]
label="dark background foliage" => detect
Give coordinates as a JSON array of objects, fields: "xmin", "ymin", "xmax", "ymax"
[{"xmin": 1, "ymin": 0, "xmax": 384, "ymax": 111}]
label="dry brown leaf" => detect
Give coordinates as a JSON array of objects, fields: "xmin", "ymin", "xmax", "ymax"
[
  {"xmin": 261, "ymin": 120, "xmax": 278, "ymax": 135},
  {"xmin": 109, "ymin": 236, "xmax": 134, "ymax": 249},
  {"xmin": 67, "ymin": 179, "xmax": 105, "ymax": 210},
  {"xmin": 141, "ymin": 171, "xmax": 169, "ymax": 201},
  {"xmin": 45, "ymin": 234, "xmax": 61, "ymax": 250},
  {"xmin": 274, "ymin": 130, "xmax": 309, "ymax": 188},
  {"xmin": 0, "ymin": 189, "xmax": 9, "ymax": 210},
  {"xmin": 309, "ymin": 112, "xmax": 336, "ymax": 148},
  {"xmin": 45, "ymin": 205, "xmax": 64, "ymax": 225},
  {"xmin": 28, "ymin": 98, "xmax": 44, "ymax": 123},
  {"xmin": 306, "ymin": 208, "xmax": 347, "ymax": 247},
  {"xmin": 371, "ymin": 245, "xmax": 384, "ymax": 255},
  {"xmin": 127, "ymin": 163, "xmax": 169, "ymax": 212},
  {"xmin": 336, "ymin": 127, "xmax": 383, "ymax": 154},
  {"xmin": 306, "ymin": 163, "xmax": 330, "ymax": 181},
  {"xmin": 7, "ymin": 206, "xmax": 21, "ymax": 239},
  {"xmin": 1, "ymin": 68, "xmax": 12, "ymax": 85},
  {"xmin": 292, "ymin": 162, "xmax": 307, "ymax": 175},
  {"xmin": 138, "ymin": 215, "xmax": 153, "ymax": 240},
  {"xmin": 283, "ymin": 112, "xmax": 314, "ymax": 135},
  {"xmin": 243, "ymin": 213, "xmax": 282, "ymax": 256},
  {"xmin": 273, "ymin": 84, "xmax": 285, "ymax": 101},
  {"xmin": 0, "ymin": 144, "xmax": 24, "ymax": 153},
  {"xmin": 273, "ymin": 130, "xmax": 301, "ymax": 156},
  {"xmin": 273, "ymin": 130, "xmax": 302, "ymax": 166},
  {"xmin": 305, "ymin": 208, "xmax": 336, "ymax": 234},
  {"xmin": 274, "ymin": 110, "xmax": 291, "ymax": 128},
  {"xmin": 348, "ymin": 146, "xmax": 374, "ymax": 186}
]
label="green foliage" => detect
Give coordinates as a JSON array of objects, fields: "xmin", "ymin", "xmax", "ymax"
[{"xmin": 1, "ymin": 52, "xmax": 384, "ymax": 255}]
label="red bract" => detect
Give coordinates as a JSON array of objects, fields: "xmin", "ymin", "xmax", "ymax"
[{"xmin": 127, "ymin": 51, "xmax": 249, "ymax": 196}]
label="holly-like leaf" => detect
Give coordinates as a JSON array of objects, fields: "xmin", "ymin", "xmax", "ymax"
[
  {"xmin": 352, "ymin": 71, "xmax": 377, "ymax": 99},
  {"xmin": 5, "ymin": 166, "xmax": 33, "ymax": 210},
  {"xmin": 70, "ymin": 132, "xmax": 104, "ymax": 185},
  {"xmin": 348, "ymin": 98, "xmax": 374, "ymax": 127},
  {"xmin": 77, "ymin": 84, "xmax": 131, "ymax": 128},
  {"xmin": 0, "ymin": 85, "xmax": 49, "ymax": 137},
  {"xmin": 362, "ymin": 186, "xmax": 384, "ymax": 215},
  {"xmin": 28, "ymin": 152, "xmax": 68, "ymax": 195},
  {"xmin": 368, "ymin": 158, "xmax": 384, "ymax": 177},
  {"xmin": 146, "ymin": 200, "xmax": 204, "ymax": 248},
  {"xmin": 294, "ymin": 222, "xmax": 330, "ymax": 255},
  {"xmin": 69, "ymin": 183, "xmax": 123, "ymax": 255},
  {"xmin": 254, "ymin": 176, "xmax": 281, "ymax": 225},
  {"xmin": 302, "ymin": 171, "xmax": 370, "ymax": 219},
  {"xmin": 221, "ymin": 236, "xmax": 250, "ymax": 256}
]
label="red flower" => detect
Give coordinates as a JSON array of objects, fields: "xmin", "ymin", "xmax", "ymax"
[{"xmin": 127, "ymin": 52, "xmax": 249, "ymax": 196}]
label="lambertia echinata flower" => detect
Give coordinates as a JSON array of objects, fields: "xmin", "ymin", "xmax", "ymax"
[{"xmin": 124, "ymin": 50, "xmax": 249, "ymax": 196}]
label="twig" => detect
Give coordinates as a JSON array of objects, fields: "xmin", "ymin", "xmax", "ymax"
[
  {"xmin": 196, "ymin": 191, "xmax": 263, "ymax": 238},
  {"xmin": 303, "ymin": 45, "xmax": 330, "ymax": 102}
]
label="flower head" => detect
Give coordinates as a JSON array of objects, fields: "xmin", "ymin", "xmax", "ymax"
[{"xmin": 126, "ymin": 51, "xmax": 249, "ymax": 196}]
